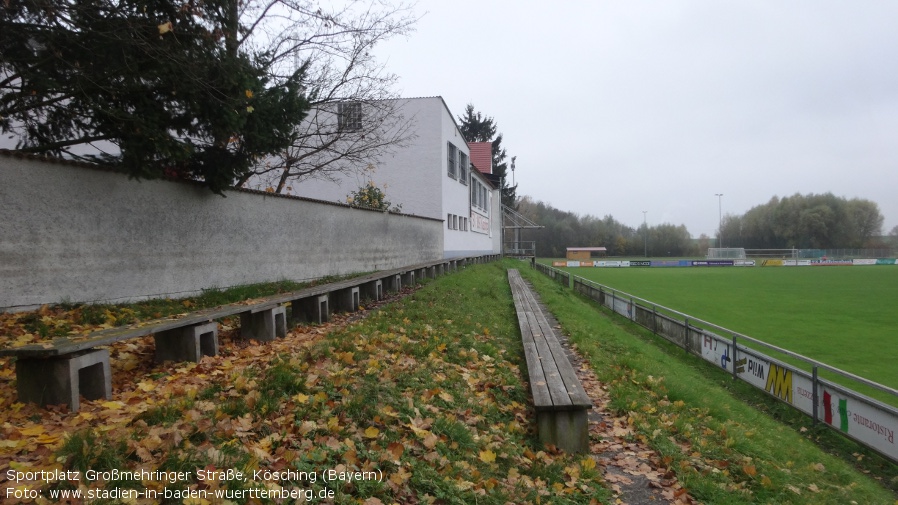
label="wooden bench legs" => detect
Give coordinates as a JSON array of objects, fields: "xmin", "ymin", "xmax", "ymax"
[
  {"xmin": 15, "ymin": 349, "xmax": 112, "ymax": 412},
  {"xmin": 155, "ymin": 322, "xmax": 219, "ymax": 363},
  {"xmin": 538, "ymin": 409, "xmax": 589, "ymax": 453}
]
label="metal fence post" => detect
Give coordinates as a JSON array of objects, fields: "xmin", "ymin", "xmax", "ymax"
[
  {"xmin": 731, "ymin": 334, "xmax": 738, "ymax": 380},
  {"xmin": 812, "ymin": 365, "xmax": 819, "ymax": 425}
]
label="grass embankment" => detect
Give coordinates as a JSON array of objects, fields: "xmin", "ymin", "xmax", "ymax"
[
  {"xmin": 0, "ymin": 263, "xmax": 608, "ymax": 504},
  {"xmin": 516, "ymin": 266, "xmax": 898, "ymax": 504},
  {"xmin": 2, "ymin": 262, "xmax": 896, "ymax": 504}
]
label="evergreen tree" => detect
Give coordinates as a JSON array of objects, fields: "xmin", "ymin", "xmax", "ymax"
[
  {"xmin": 457, "ymin": 104, "xmax": 517, "ymax": 208},
  {"xmin": 1, "ymin": 0, "xmax": 311, "ymax": 193}
]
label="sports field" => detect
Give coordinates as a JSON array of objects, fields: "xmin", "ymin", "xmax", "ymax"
[{"xmin": 554, "ymin": 263, "xmax": 898, "ymax": 391}]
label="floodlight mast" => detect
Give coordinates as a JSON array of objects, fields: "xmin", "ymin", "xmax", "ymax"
[
  {"xmin": 642, "ymin": 211, "xmax": 647, "ymax": 258},
  {"xmin": 715, "ymin": 193, "xmax": 723, "ymax": 247}
]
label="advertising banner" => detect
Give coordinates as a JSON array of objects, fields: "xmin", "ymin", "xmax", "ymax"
[
  {"xmin": 593, "ymin": 261, "xmax": 628, "ymax": 268},
  {"xmin": 876, "ymin": 259, "xmax": 897, "ymax": 265},
  {"xmin": 819, "ymin": 386, "xmax": 898, "ymax": 461},
  {"xmin": 762, "ymin": 259, "xmax": 784, "ymax": 267},
  {"xmin": 853, "ymin": 259, "xmax": 877, "ymax": 265},
  {"xmin": 812, "ymin": 259, "xmax": 853, "ymax": 266},
  {"xmin": 734, "ymin": 260, "xmax": 756, "ymax": 267},
  {"xmin": 552, "ymin": 261, "xmax": 566, "ymax": 267},
  {"xmin": 692, "ymin": 260, "xmax": 734, "ymax": 267},
  {"xmin": 783, "ymin": 260, "xmax": 812, "ymax": 266},
  {"xmin": 629, "ymin": 260, "xmax": 652, "ymax": 267},
  {"xmin": 651, "ymin": 260, "xmax": 691, "ymax": 267},
  {"xmin": 699, "ymin": 332, "xmax": 814, "ymax": 416}
]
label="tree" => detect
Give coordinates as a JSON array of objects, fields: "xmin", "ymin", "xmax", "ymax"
[
  {"xmin": 457, "ymin": 104, "xmax": 517, "ymax": 208},
  {"xmin": 2, "ymin": 0, "xmax": 417, "ymax": 194},
  {"xmin": 716, "ymin": 193, "xmax": 884, "ymax": 249},
  {"xmin": 235, "ymin": 1, "xmax": 418, "ymax": 194},
  {"xmin": 1, "ymin": 0, "xmax": 311, "ymax": 193}
]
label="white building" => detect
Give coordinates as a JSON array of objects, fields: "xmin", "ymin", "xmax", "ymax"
[{"xmin": 291, "ymin": 97, "xmax": 501, "ymax": 259}]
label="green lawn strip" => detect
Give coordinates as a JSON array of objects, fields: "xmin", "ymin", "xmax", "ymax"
[
  {"xmin": 50, "ymin": 261, "xmax": 610, "ymax": 504},
  {"xmin": 517, "ymin": 266, "xmax": 898, "ymax": 504}
]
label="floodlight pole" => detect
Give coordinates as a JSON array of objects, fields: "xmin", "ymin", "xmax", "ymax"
[
  {"xmin": 642, "ymin": 211, "xmax": 647, "ymax": 258},
  {"xmin": 715, "ymin": 193, "xmax": 723, "ymax": 247}
]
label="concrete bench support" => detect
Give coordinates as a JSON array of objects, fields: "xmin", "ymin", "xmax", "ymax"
[
  {"xmin": 292, "ymin": 295, "xmax": 329, "ymax": 324},
  {"xmin": 15, "ymin": 349, "xmax": 111, "ymax": 412},
  {"xmin": 402, "ymin": 271, "xmax": 415, "ymax": 287},
  {"xmin": 334, "ymin": 286, "xmax": 360, "ymax": 313},
  {"xmin": 240, "ymin": 306, "xmax": 287, "ymax": 341},
  {"xmin": 154, "ymin": 322, "xmax": 219, "ymax": 363},
  {"xmin": 383, "ymin": 275, "xmax": 402, "ymax": 293},
  {"xmin": 415, "ymin": 268, "xmax": 426, "ymax": 283},
  {"xmin": 361, "ymin": 280, "xmax": 383, "ymax": 302}
]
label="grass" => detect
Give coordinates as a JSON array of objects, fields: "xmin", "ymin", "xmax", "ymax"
[
  {"xmin": 2, "ymin": 262, "xmax": 609, "ymax": 504},
  {"xmin": 517, "ymin": 265, "xmax": 898, "ymax": 503},
  {"xmin": 5, "ymin": 261, "xmax": 897, "ymax": 503},
  {"xmin": 550, "ymin": 264, "xmax": 898, "ymax": 391}
]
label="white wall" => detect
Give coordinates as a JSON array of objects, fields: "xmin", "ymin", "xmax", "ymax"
[
  {"xmin": 287, "ymin": 96, "xmax": 501, "ymax": 259},
  {"xmin": 0, "ymin": 153, "xmax": 443, "ymax": 311},
  {"xmin": 291, "ymin": 97, "xmax": 444, "ymax": 220}
]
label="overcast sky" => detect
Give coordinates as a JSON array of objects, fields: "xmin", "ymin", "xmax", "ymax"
[{"xmin": 375, "ymin": 1, "xmax": 898, "ymax": 238}]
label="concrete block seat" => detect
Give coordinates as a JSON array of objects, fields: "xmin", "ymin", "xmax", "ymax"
[
  {"xmin": 507, "ymin": 269, "xmax": 593, "ymax": 453},
  {"xmin": 0, "ymin": 255, "xmax": 500, "ymax": 411}
]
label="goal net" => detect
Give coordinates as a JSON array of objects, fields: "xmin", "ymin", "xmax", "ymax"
[{"xmin": 707, "ymin": 248, "xmax": 746, "ymax": 259}]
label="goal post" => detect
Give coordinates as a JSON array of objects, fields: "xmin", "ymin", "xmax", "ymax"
[{"xmin": 706, "ymin": 248, "xmax": 746, "ymax": 259}]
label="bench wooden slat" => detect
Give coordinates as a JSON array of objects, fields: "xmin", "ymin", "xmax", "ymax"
[
  {"xmin": 516, "ymin": 280, "xmax": 591, "ymax": 408},
  {"xmin": 521, "ymin": 339, "xmax": 554, "ymax": 407},
  {"xmin": 509, "ymin": 268, "xmax": 591, "ymax": 453}
]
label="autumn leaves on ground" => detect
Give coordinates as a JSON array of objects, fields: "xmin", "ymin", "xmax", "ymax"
[
  {"xmin": 0, "ymin": 264, "xmax": 611, "ymax": 504},
  {"xmin": 0, "ymin": 262, "xmax": 896, "ymax": 504}
]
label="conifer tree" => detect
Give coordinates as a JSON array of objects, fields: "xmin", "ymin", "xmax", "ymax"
[{"xmin": 457, "ymin": 104, "xmax": 517, "ymax": 208}]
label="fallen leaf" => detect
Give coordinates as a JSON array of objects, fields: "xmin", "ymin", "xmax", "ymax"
[{"xmin": 479, "ymin": 449, "xmax": 496, "ymax": 463}]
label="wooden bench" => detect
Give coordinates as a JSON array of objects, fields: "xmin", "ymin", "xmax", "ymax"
[
  {"xmin": 508, "ymin": 269, "xmax": 592, "ymax": 453},
  {"xmin": 0, "ymin": 255, "xmax": 491, "ymax": 411}
]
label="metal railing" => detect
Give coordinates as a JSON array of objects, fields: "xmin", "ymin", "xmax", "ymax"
[{"xmin": 532, "ymin": 263, "xmax": 898, "ymax": 464}]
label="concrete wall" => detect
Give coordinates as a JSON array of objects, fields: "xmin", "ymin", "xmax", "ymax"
[{"xmin": 0, "ymin": 153, "xmax": 443, "ymax": 310}]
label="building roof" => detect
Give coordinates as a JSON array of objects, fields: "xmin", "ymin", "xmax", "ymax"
[
  {"xmin": 468, "ymin": 142, "xmax": 492, "ymax": 174},
  {"xmin": 566, "ymin": 247, "xmax": 608, "ymax": 252}
]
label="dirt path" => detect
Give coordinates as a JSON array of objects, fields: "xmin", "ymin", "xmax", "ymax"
[{"xmin": 535, "ymin": 289, "xmax": 695, "ymax": 505}]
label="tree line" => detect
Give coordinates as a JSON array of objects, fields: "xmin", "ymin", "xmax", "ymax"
[
  {"xmin": 514, "ymin": 197, "xmax": 697, "ymax": 258},
  {"xmin": 513, "ymin": 192, "xmax": 890, "ymax": 259},
  {"xmin": 718, "ymin": 193, "xmax": 885, "ymax": 249}
]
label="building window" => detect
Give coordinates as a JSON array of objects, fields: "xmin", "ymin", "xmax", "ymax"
[
  {"xmin": 447, "ymin": 213, "xmax": 452, "ymax": 229},
  {"xmin": 447, "ymin": 142, "xmax": 457, "ymax": 179},
  {"xmin": 338, "ymin": 102, "xmax": 362, "ymax": 131},
  {"xmin": 459, "ymin": 152, "xmax": 468, "ymax": 185}
]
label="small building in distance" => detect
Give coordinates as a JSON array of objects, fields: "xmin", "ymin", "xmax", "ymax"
[{"xmin": 566, "ymin": 247, "xmax": 607, "ymax": 261}]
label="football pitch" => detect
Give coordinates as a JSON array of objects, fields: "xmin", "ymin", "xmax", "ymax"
[{"xmin": 554, "ymin": 264, "xmax": 898, "ymax": 391}]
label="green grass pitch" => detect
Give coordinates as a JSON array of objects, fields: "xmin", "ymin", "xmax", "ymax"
[{"xmin": 556, "ymin": 264, "xmax": 898, "ymax": 392}]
